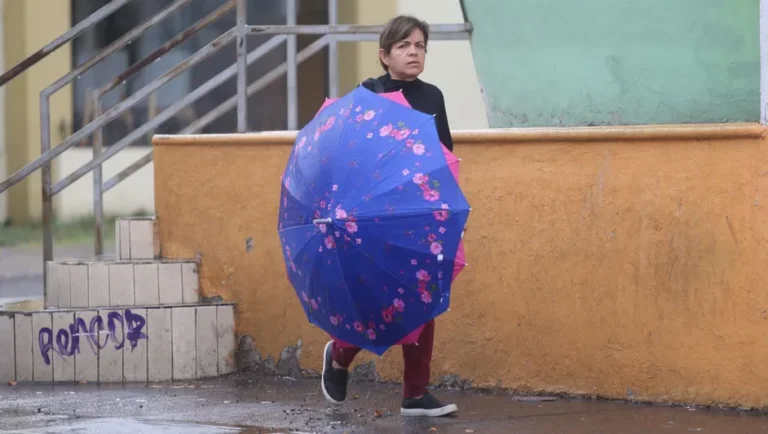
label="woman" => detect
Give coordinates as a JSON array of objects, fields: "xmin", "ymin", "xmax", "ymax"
[{"xmin": 320, "ymin": 15, "xmax": 458, "ymax": 418}]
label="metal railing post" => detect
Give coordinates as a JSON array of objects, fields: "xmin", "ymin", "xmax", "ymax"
[
  {"xmin": 92, "ymin": 91, "xmax": 104, "ymax": 256},
  {"xmin": 328, "ymin": 0, "xmax": 339, "ymax": 98},
  {"xmin": 286, "ymin": 0, "xmax": 298, "ymax": 130},
  {"xmin": 236, "ymin": 0, "xmax": 247, "ymax": 132},
  {"xmin": 39, "ymin": 91, "xmax": 53, "ymax": 308}
]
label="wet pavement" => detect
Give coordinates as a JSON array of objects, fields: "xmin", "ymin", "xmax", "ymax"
[{"xmin": 1, "ymin": 377, "xmax": 767, "ymax": 433}]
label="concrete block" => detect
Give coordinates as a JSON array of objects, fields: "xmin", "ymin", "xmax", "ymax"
[
  {"xmin": 109, "ymin": 263, "xmax": 135, "ymax": 306},
  {"xmin": 172, "ymin": 307, "xmax": 196, "ymax": 380},
  {"xmin": 129, "ymin": 219, "xmax": 154, "ymax": 259},
  {"xmin": 14, "ymin": 314, "xmax": 33, "ymax": 382},
  {"xmin": 117, "ymin": 219, "xmax": 131, "ymax": 259},
  {"xmin": 52, "ymin": 312, "xmax": 75, "ymax": 382},
  {"xmin": 98, "ymin": 309, "xmax": 123, "ymax": 382},
  {"xmin": 123, "ymin": 308, "xmax": 148, "ymax": 382},
  {"xmin": 74, "ymin": 310, "xmax": 99, "ymax": 383},
  {"xmin": 147, "ymin": 308, "xmax": 172, "ymax": 382},
  {"xmin": 217, "ymin": 306, "xmax": 236, "ymax": 375},
  {"xmin": 45, "ymin": 262, "xmax": 57, "ymax": 309},
  {"xmin": 181, "ymin": 262, "xmax": 199, "ymax": 304},
  {"xmin": 88, "ymin": 263, "xmax": 110, "ymax": 308},
  {"xmin": 56, "ymin": 264, "xmax": 72, "ymax": 308},
  {"xmin": 134, "ymin": 263, "xmax": 159, "ymax": 305},
  {"xmin": 196, "ymin": 306, "xmax": 217, "ymax": 378},
  {"xmin": 69, "ymin": 264, "xmax": 89, "ymax": 308},
  {"xmin": 0, "ymin": 315, "xmax": 15, "ymax": 382},
  {"xmin": 158, "ymin": 263, "xmax": 183, "ymax": 305},
  {"xmin": 32, "ymin": 313, "xmax": 53, "ymax": 382}
]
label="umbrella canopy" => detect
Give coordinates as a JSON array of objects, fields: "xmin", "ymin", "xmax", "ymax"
[{"xmin": 278, "ymin": 86, "xmax": 471, "ymax": 355}]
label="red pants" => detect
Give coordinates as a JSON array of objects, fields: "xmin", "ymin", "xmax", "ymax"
[{"xmin": 331, "ymin": 319, "xmax": 435, "ymax": 399}]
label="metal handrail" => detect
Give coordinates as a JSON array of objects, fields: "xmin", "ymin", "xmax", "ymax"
[{"xmin": 0, "ymin": 0, "xmax": 472, "ymax": 295}]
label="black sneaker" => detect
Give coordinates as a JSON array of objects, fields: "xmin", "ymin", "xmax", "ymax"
[
  {"xmin": 401, "ymin": 392, "xmax": 458, "ymax": 417},
  {"xmin": 321, "ymin": 341, "xmax": 348, "ymax": 405}
]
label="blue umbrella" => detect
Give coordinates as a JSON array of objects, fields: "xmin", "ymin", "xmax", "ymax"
[{"xmin": 277, "ymin": 86, "xmax": 471, "ymax": 355}]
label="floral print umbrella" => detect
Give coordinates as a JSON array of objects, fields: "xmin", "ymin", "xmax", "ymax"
[{"xmin": 278, "ymin": 86, "xmax": 471, "ymax": 355}]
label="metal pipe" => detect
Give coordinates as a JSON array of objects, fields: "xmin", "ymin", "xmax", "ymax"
[
  {"xmin": 246, "ymin": 23, "xmax": 472, "ymax": 35},
  {"xmin": 92, "ymin": 91, "xmax": 104, "ymax": 256},
  {"xmin": 51, "ymin": 31, "xmax": 290, "ymax": 196},
  {"xmin": 762, "ymin": 0, "xmax": 767, "ymax": 124},
  {"xmin": 42, "ymin": 0, "xmax": 194, "ymax": 100},
  {"xmin": 103, "ymin": 35, "xmax": 288, "ymax": 191},
  {"xmin": 331, "ymin": 33, "xmax": 470, "ymax": 42},
  {"xmin": 102, "ymin": 151, "xmax": 152, "ymax": 193},
  {"xmin": 327, "ymin": 0, "xmax": 339, "ymax": 98},
  {"xmin": 0, "ymin": 29, "xmax": 236, "ymax": 196},
  {"xmin": 181, "ymin": 35, "xmax": 330, "ymax": 134},
  {"xmin": 286, "ymin": 0, "xmax": 298, "ymax": 130},
  {"xmin": 0, "ymin": 0, "xmax": 133, "ymax": 87},
  {"xmin": 236, "ymin": 0, "xmax": 247, "ymax": 132},
  {"xmin": 96, "ymin": 0, "xmax": 236, "ymax": 97}
]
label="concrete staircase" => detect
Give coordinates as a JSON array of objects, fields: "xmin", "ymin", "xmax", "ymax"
[{"xmin": 0, "ymin": 217, "xmax": 236, "ymax": 383}]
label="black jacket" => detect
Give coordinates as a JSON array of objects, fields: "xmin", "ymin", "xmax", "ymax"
[{"xmin": 361, "ymin": 73, "xmax": 454, "ymax": 151}]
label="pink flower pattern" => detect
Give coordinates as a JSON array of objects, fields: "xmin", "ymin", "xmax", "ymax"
[{"xmin": 282, "ymin": 99, "xmax": 462, "ymax": 343}]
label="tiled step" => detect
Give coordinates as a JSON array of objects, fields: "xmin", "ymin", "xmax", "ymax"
[
  {"xmin": 0, "ymin": 303, "xmax": 236, "ymax": 383},
  {"xmin": 45, "ymin": 259, "xmax": 199, "ymax": 309},
  {"xmin": 115, "ymin": 216, "xmax": 158, "ymax": 260}
]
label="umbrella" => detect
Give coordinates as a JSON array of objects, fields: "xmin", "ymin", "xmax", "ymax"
[
  {"xmin": 316, "ymin": 90, "xmax": 467, "ymax": 348},
  {"xmin": 278, "ymin": 86, "xmax": 471, "ymax": 355}
]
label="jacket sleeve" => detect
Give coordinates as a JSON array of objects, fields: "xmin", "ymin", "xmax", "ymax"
[{"xmin": 435, "ymin": 90, "xmax": 454, "ymax": 151}]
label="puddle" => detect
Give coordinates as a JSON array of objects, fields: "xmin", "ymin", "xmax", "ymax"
[{"xmin": 5, "ymin": 417, "xmax": 245, "ymax": 433}]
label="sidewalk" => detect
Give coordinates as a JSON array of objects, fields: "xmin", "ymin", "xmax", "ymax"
[{"xmin": 1, "ymin": 377, "xmax": 766, "ymax": 433}]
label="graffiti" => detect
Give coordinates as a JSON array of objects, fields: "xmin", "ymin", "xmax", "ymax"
[{"xmin": 38, "ymin": 309, "xmax": 147, "ymax": 366}]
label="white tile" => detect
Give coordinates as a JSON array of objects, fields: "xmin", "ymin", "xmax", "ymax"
[
  {"xmin": 32, "ymin": 313, "xmax": 53, "ymax": 382},
  {"xmin": 74, "ymin": 310, "xmax": 99, "ymax": 383},
  {"xmin": 0, "ymin": 315, "xmax": 15, "ymax": 382},
  {"xmin": 134, "ymin": 263, "xmax": 159, "ymax": 305},
  {"xmin": 158, "ymin": 263, "xmax": 183, "ymax": 305},
  {"xmin": 69, "ymin": 264, "xmax": 89, "ymax": 308},
  {"xmin": 147, "ymin": 308, "xmax": 172, "ymax": 382},
  {"xmin": 123, "ymin": 308, "xmax": 148, "ymax": 382},
  {"xmin": 172, "ymin": 307, "xmax": 196, "ymax": 380},
  {"xmin": 129, "ymin": 219, "xmax": 154, "ymax": 259},
  {"xmin": 181, "ymin": 262, "xmax": 199, "ymax": 304},
  {"xmin": 217, "ymin": 306, "xmax": 236, "ymax": 375},
  {"xmin": 98, "ymin": 309, "xmax": 123, "ymax": 382},
  {"xmin": 45, "ymin": 262, "xmax": 57, "ymax": 308},
  {"xmin": 52, "ymin": 312, "xmax": 75, "ymax": 382},
  {"xmin": 196, "ymin": 306, "xmax": 218, "ymax": 378},
  {"xmin": 56, "ymin": 264, "xmax": 72, "ymax": 308},
  {"xmin": 118, "ymin": 219, "xmax": 131, "ymax": 260},
  {"xmin": 88, "ymin": 263, "xmax": 110, "ymax": 308},
  {"xmin": 109, "ymin": 263, "xmax": 135, "ymax": 307},
  {"xmin": 13, "ymin": 314, "xmax": 33, "ymax": 382}
]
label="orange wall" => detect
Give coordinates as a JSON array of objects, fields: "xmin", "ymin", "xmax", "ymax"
[{"xmin": 153, "ymin": 123, "xmax": 768, "ymax": 408}]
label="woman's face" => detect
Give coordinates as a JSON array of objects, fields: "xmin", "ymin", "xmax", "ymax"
[{"xmin": 380, "ymin": 28, "xmax": 426, "ymax": 81}]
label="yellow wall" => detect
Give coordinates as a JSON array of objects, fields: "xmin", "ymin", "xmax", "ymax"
[
  {"xmin": 152, "ymin": 123, "xmax": 768, "ymax": 409},
  {"xmin": 337, "ymin": 0, "xmax": 396, "ymax": 94},
  {"xmin": 3, "ymin": 0, "xmax": 72, "ymax": 224}
]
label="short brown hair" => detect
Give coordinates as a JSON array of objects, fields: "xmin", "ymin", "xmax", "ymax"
[{"xmin": 379, "ymin": 15, "xmax": 430, "ymax": 71}]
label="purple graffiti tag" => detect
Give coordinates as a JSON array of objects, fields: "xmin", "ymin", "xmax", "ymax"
[
  {"xmin": 36, "ymin": 310, "xmax": 148, "ymax": 365},
  {"xmin": 125, "ymin": 309, "xmax": 147, "ymax": 351},
  {"xmin": 38, "ymin": 328, "xmax": 54, "ymax": 365},
  {"xmin": 56, "ymin": 328, "xmax": 74, "ymax": 357},
  {"xmin": 89, "ymin": 315, "xmax": 108, "ymax": 350},
  {"xmin": 69, "ymin": 317, "xmax": 93, "ymax": 355},
  {"xmin": 107, "ymin": 311, "xmax": 125, "ymax": 350}
]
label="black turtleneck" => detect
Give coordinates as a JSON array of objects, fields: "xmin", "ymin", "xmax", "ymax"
[{"xmin": 361, "ymin": 73, "xmax": 454, "ymax": 151}]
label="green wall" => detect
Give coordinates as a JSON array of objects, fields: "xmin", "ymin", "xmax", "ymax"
[{"xmin": 462, "ymin": 0, "xmax": 759, "ymax": 127}]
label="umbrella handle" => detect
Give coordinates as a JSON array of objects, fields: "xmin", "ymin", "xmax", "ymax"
[{"xmin": 313, "ymin": 218, "xmax": 332, "ymax": 225}]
